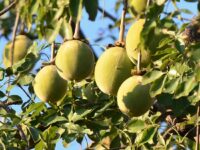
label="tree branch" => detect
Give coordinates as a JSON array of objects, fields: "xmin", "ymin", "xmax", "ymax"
[
  {"xmin": 0, "ymin": 0, "xmax": 17, "ymax": 16},
  {"xmin": 17, "ymin": 84, "xmax": 32, "ymax": 100}
]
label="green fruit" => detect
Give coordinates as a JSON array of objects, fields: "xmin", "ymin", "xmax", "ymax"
[
  {"xmin": 95, "ymin": 46, "xmax": 132, "ymax": 95},
  {"xmin": 117, "ymin": 75, "xmax": 153, "ymax": 117},
  {"xmin": 126, "ymin": 19, "xmax": 151, "ymax": 66},
  {"xmin": 129, "ymin": 0, "xmax": 147, "ymax": 14},
  {"xmin": 3, "ymin": 35, "xmax": 32, "ymax": 67},
  {"xmin": 33, "ymin": 65, "xmax": 67, "ymax": 103},
  {"xmin": 55, "ymin": 40, "xmax": 95, "ymax": 81}
]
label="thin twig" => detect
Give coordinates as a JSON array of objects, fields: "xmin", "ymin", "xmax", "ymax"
[
  {"xmin": 98, "ymin": 7, "xmax": 117, "ymax": 22},
  {"xmin": 196, "ymin": 102, "xmax": 200, "ymax": 150},
  {"xmin": 17, "ymin": 84, "xmax": 31, "ymax": 100},
  {"xmin": 118, "ymin": 0, "xmax": 127, "ymax": 43},
  {"xmin": 0, "ymin": 0, "xmax": 17, "ymax": 16}
]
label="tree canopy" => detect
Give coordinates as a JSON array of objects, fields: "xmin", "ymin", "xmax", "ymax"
[{"xmin": 0, "ymin": 0, "xmax": 200, "ymax": 150}]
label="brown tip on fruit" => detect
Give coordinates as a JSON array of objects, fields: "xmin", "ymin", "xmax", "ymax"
[{"xmin": 114, "ymin": 41, "xmax": 125, "ymax": 47}]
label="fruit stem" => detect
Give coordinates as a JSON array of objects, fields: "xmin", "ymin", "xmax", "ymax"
[
  {"xmin": 118, "ymin": 0, "xmax": 127, "ymax": 43},
  {"xmin": 20, "ymin": 21, "xmax": 25, "ymax": 34},
  {"xmin": 50, "ymin": 41, "xmax": 55, "ymax": 62},
  {"xmin": 73, "ymin": 20, "xmax": 80, "ymax": 39},
  {"xmin": 137, "ymin": 50, "xmax": 142, "ymax": 74},
  {"xmin": 11, "ymin": 10, "xmax": 20, "ymax": 66}
]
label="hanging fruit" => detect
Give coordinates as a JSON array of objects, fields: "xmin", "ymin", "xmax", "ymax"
[
  {"xmin": 3, "ymin": 35, "xmax": 32, "ymax": 67},
  {"xmin": 126, "ymin": 19, "xmax": 151, "ymax": 66},
  {"xmin": 55, "ymin": 21, "xmax": 95, "ymax": 81},
  {"xmin": 95, "ymin": 46, "xmax": 132, "ymax": 95},
  {"xmin": 117, "ymin": 75, "xmax": 154, "ymax": 117},
  {"xmin": 33, "ymin": 65, "xmax": 68, "ymax": 103}
]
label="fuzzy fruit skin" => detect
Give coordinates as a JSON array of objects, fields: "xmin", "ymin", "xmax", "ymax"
[
  {"xmin": 3, "ymin": 35, "xmax": 32, "ymax": 67},
  {"xmin": 33, "ymin": 65, "xmax": 67, "ymax": 103},
  {"xmin": 126, "ymin": 19, "xmax": 151, "ymax": 66},
  {"xmin": 117, "ymin": 75, "xmax": 153, "ymax": 117},
  {"xmin": 95, "ymin": 46, "xmax": 132, "ymax": 95},
  {"xmin": 129, "ymin": 0, "xmax": 147, "ymax": 14},
  {"xmin": 55, "ymin": 40, "xmax": 95, "ymax": 81}
]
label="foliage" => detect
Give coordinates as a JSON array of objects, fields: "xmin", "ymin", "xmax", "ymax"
[{"xmin": 0, "ymin": 0, "xmax": 200, "ymax": 149}]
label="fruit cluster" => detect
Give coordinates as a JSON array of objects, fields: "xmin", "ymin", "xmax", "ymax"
[{"xmin": 2, "ymin": 2, "xmax": 155, "ymax": 118}]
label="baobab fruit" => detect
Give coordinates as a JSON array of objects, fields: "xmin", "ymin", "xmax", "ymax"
[
  {"xmin": 3, "ymin": 35, "xmax": 32, "ymax": 67},
  {"xmin": 117, "ymin": 75, "xmax": 153, "ymax": 117},
  {"xmin": 129, "ymin": 0, "xmax": 147, "ymax": 14},
  {"xmin": 126, "ymin": 19, "xmax": 151, "ymax": 66},
  {"xmin": 55, "ymin": 40, "xmax": 95, "ymax": 81},
  {"xmin": 33, "ymin": 65, "xmax": 67, "ymax": 103},
  {"xmin": 95, "ymin": 46, "xmax": 132, "ymax": 95}
]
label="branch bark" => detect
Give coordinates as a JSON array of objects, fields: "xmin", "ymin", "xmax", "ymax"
[{"xmin": 0, "ymin": 0, "xmax": 17, "ymax": 16}]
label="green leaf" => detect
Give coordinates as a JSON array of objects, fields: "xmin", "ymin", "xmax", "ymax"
[
  {"xmin": 27, "ymin": 126, "xmax": 40, "ymax": 142},
  {"xmin": 174, "ymin": 76, "xmax": 197, "ymax": 99},
  {"xmin": 17, "ymin": 74, "xmax": 34, "ymax": 86},
  {"xmin": 142, "ymin": 70, "xmax": 164, "ymax": 85},
  {"xmin": 47, "ymin": 19, "xmax": 63, "ymax": 43},
  {"xmin": 158, "ymin": 132, "xmax": 165, "ymax": 146},
  {"xmin": 163, "ymin": 78, "xmax": 180, "ymax": 94},
  {"xmin": 42, "ymin": 116, "xmax": 67, "ymax": 126},
  {"xmin": 136, "ymin": 126, "xmax": 158, "ymax": 145},
  {"xmin": 60, "ymin": 20, "xmax": 73, "ymax": 39},
  {"xmin": 71, "ymin": 108, "xmax": 94, "ymax": 122},
  {"xmin": 157, "ymin": 38, "xmax": 173, "ymax": 48},
  {"xmin": 126, "ymin": 118, "xmax": 145, "ymax": 133},
  {"xmin": 0, "ymin": 91, "xmax": 5, "ymax": 98},
  {"xmin": 150, "ymin": 75, "xmax": 167, "ymax": 97},
  {"xmin": 35, "ymin": 140, "xmax": 46, "ymax": 150},
  {"xmin": 63, "ymin": 123, "xmax": 93, "ymax": 135},
  {"xmin": 84, "ymin": 0, "xmax": 98, "ymax": 21},
  {"xmin": 94, "ymin": 100, "xmax": 114, "ymax": 118},
  {"xmin": 69, "ymin": 0, "xmax": 83, "ymax": 21},
  {"xmin": 22, "ymin": 102, "xmax": 45, "ymax": 117},
  {"xmin": 7, "ymin": 95, "xmax": 23, "ymax": 105}
]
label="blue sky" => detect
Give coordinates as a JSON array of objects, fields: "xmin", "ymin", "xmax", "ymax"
[{"xmin": 0, "ymin": 0, "xmax": 198, "ymax": 149}]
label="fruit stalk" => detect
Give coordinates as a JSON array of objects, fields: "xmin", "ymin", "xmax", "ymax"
[
  {"xmin": 10, "ymin": 10, "xmax": 20, "ymax": 66},
  {"xmin": 73, "ymin": 20, "xmax": 80, "ymax": 39},
  {"xmin": 51, "ymin": 41, "xmax": 55, "ymax": 62},
  {"xmin": 137, "ymin": 50, "xmax": 142, "ymax": 74},
  {"xmin": 118, "ymin": 0, "xmax": 128, "ymax": 43}
]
